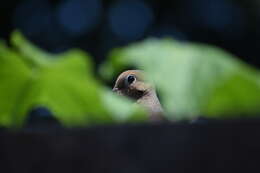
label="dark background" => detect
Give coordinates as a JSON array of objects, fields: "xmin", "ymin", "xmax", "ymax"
[
  {"xmin": 1, "ymin": 2, "xmax": 260, "ymax": 172},
  {"xmin": 1, "ymin": 0, "xmax": 260, "ymax": 68}
]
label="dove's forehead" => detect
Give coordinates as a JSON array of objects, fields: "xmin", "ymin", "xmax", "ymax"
[
  {"xmin": 115, "ymin": 70, "xmax": 144, "ymax": 87},
  {"xmin": 116, "ymin": 70, "xmax": 143, "ymax": 80}
]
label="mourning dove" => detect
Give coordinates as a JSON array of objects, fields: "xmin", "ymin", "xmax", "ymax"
[{"xmin": 113, "ymin": 70, "xmax": 165, "ymax": 122}]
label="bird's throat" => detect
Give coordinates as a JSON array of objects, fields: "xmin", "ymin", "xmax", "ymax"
[{"xmin": 137, "ymin": 90, "xmax": 163, "ymax": 115}]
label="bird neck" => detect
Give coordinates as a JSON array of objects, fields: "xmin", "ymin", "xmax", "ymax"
[{"xmin": 137, "ymin": 89, "xmax": 163, "ymax": 116}]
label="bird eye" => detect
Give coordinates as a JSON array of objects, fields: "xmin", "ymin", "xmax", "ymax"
[{"xmin": 126, "ymin": 75, "xmax": 136, "ymax": 85}]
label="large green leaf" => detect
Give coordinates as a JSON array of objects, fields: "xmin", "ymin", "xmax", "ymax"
[
  {"xmin": 0, "ymin": 42, "xmax": 32, "ymax": 126},
  {"xmin": 100, "ymin": 38, "xmax": 260, "ymax": 120},
  {"xmin": 0, "ymin": 32, "xmax": 147, "ymax": 127}
]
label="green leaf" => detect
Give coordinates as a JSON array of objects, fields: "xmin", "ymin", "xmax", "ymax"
[
  {"xmin": 101, "ymin": 88, "xmax": 147, "ymax": 122},
  {"xmin": 101, "ymin": 38, "xmax": 260, "ymax": 120},
  {"xmin": 0, "ymin": 42, "xmax": 32, "ymax": 126},
  {"xmin": 0, "ymin": 31, "xmax": 148, "ymax": 127}
]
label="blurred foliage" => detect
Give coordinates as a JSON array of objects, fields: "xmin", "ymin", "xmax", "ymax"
[
  {"xmin": 0, "ymin": 31, "xmax": 147, "ymax": 127},
  {"xmin": 100, "ymin": 38, "xmax": 260, "ymax": 121},
  {"xmin": 2, "ymin": 31, "xmax": 260, "ymax": 128}
]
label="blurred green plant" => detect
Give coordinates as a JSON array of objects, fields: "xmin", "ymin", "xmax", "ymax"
[
  {"xmin": 2, "ymin": 32, "xmax": 260, "ymax": 127},
  {"xmin": 100, "ymin": 38, "xmax": 260, "ymax": 121},
  {"xmin": 0, "ymin": 31, "xmax": 147, "ymax": 127}
]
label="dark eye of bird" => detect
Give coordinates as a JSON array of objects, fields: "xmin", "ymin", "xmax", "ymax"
[{"xmin": 127, "ymin": 75, "xmax": 136, "ymax": 84}]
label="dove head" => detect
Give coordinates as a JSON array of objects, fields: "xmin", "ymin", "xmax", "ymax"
[
  {"xmin": 112, "ymin": 70, "xmax": 152, "ymax": 100},
  {"xmin": 113, "ymin": 70, "xmax": 165, "ymax": 122}
]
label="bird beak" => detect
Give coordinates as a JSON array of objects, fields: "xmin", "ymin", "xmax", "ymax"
[{"xmin": 112, "ymin": 87, "xmax": 119, "ymax": 92}]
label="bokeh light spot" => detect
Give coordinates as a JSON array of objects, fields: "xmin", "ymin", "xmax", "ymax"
[
  {"xmin": 108, "ymin": 0, "xmax": 154, "ymax": 41},
  {"xmin": 57, "ymin": 0, "xmax": 102, "ymax": 37},
  {"xmin": 13, "ymin": 0, "xmax": 52, "ymax": 36}
]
